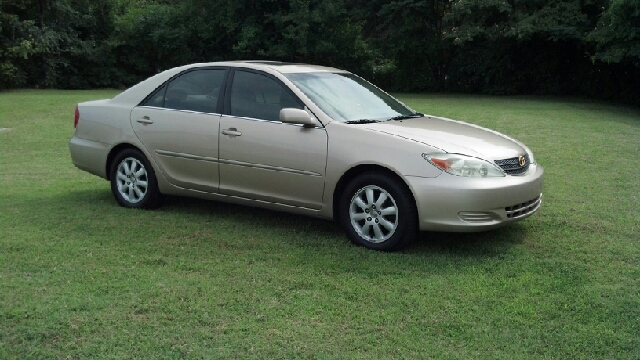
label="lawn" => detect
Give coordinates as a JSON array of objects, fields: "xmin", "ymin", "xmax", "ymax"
[{"xmin": 1, "ymin": 90, "xmax": 638, "ymax": 359}]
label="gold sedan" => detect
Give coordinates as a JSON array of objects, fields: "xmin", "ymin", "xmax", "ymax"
[{"xmin": 70, "ymin": 61, "xmax": 544, "ymax": 251}]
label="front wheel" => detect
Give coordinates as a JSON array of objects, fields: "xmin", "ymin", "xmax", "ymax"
[
  {"xmin": 110, "ymin": 148, "xmax": 162, "ymax": 209},
  {"xmin": 340, "ymin": 172, "xmax": 418, "ymax": 251}
]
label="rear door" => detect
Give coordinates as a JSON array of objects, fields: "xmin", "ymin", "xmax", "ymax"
[
  {"xmin": 130, "ymin": 68, "xmax": 226, "ymax": 193},
  {"xmin": 218, "ymin": 69, "xmax": 328, "ymax": 209}
]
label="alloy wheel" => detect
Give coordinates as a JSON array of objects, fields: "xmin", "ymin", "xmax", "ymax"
[
  {"xmin": 115, "ymin": 157, "xmax": 149, "ymax": 204},
  {"xmin": 349, "ymin": 185, "xmax": 399, "ymax": 243}
]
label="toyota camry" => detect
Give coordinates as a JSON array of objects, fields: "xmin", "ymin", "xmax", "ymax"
[{"xmin": 69, "ymin": 61, "xmax": 544, "ymax": 251}]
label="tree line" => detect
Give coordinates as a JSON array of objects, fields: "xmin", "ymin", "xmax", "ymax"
[{"xmin": 2, "ymin": 0, "xmax": 639, "ymax": 104}]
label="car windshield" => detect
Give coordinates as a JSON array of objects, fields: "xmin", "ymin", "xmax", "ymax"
[{"xmin": 284, "ymin": 72, "xmax": 416, "ymax": 123}]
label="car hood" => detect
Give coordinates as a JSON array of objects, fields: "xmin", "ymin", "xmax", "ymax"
[{"xmin": 364, "ymin": 116, "xmax": 525, "ymax": 160}]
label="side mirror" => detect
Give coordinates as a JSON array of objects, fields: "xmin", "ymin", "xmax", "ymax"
[{"xmin": 279, "ymin": 108, "xmax": 318, "ymax": 127}]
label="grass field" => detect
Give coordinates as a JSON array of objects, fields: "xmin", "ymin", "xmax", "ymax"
[{"xmin": 1, "ymin": 90, "xmax": 639, "ymax": 359}]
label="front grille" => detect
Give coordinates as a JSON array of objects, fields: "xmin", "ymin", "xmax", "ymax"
[
  {"xmin": 495, "ymin": 154, "xmax": 530, "ymax": 175},
  {"xmin": 505, "ymin": 194, "xmax": 542, "ymax": 219}
]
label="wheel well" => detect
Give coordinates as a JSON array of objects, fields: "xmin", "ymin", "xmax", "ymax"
[
  {"xmin": 106, "ymin": 143, "xmax": 142, "ymax": 178},
  {"xmin": 332, "ymin": 164, "xmax": 414, "ymax": 221}
]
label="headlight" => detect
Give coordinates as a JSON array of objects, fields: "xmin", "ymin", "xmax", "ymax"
[{"xmin": 423, "ymin": 153, "xmax": 505, "ymax": 178}]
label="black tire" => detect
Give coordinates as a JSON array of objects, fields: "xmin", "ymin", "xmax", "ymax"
[
  {"xmin": 339, "ymin": 172, "xmax": 418, "ymax": 251},
  {"xmin": 110, "ymin": 148, "xmax": 162, "ymax": 209}
]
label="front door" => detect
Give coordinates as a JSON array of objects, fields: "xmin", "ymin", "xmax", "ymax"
[{"xmin": 219, "ymin": 69, "xmax": 328, "ymax": 209}]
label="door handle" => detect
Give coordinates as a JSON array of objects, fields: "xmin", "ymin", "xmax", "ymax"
[
  {"xmin": 221, "ymin": 128, "xmax": 242, "ymax": 137},
  {"xmin": 136, "ymin": 116, "xmax": 154, "ymax": 125}
]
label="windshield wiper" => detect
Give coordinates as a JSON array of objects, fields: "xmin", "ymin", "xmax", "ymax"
[
  {"xmin": 389, "ymin": 113, "xmax": 424, "ymax": 121},
  {"xmin": 345, "ymin": 119, "xmax": 380, "ymax": 124}
]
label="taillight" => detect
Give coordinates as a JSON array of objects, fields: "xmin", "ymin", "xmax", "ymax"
[{"xmin": 74, "ymin": 106, "xmax": 79, "ymax": 128}]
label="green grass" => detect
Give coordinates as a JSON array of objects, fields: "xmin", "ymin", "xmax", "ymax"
[{"xmin": 1, "ymin": 90, "xmax": 639, "ymax": 359}]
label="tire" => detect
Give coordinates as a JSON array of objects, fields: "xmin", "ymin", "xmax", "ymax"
[
  {"xmin": 110, "ymin": 148, "xmax": 162, "ymax": 209},
  {"xmin": 339, "ymin": 172, "xmax": 418, "ymax": 251}
]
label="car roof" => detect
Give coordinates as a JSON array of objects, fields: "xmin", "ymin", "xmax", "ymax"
[{"xmin": 192, "ymin": 60, "xmax": 347, "ymax": 74}]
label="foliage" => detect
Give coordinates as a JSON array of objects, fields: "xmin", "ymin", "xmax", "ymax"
[
  {"xmin": 588, "ymin": 0, "xmax": 640, "ymax": 65},
  {"xmin": 434, "ymin": 0, "xmax": 601, "ymax": 94},
  {"xmin": 1, "ymin": 0, "xmax": 118, "ymax": 88},
  {"xmin": 110, "ymin": 3, "xmax": 191, "ymax": 83},
  {"xmin": 0, "ymin": 12, "xmax": 39, "ymax": 87},
  {"xmin": 0, "ymin": 0, "xmax": 639, "ymax": 104}
]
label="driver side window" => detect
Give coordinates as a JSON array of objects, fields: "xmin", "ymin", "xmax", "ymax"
[{"xmin": 230, "ymin": 70, "xmax": 302, "ymax": 121}]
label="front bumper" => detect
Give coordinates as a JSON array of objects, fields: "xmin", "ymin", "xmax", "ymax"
[{"xmin": 406, "ymin": 164, "xmax": 544, "ymax": 232}]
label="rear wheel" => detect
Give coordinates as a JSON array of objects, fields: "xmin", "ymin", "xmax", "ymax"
[
  {"xmin": 340, "ymin": 172, "xmax": 417, "ymax": 251},
  {"xmin": 110, "ymin": 148, "xmax": 162, "ymax": 209}
]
